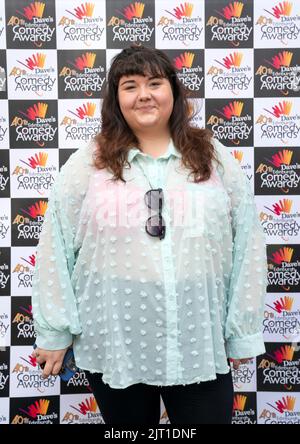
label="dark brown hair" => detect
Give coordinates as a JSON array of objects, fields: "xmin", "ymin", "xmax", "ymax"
[{"xmin": 93, "ymin": 44, "xmax": 222, "ymax": 183}]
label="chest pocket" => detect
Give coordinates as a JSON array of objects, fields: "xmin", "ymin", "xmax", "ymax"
[{"xmin": 182, "ymin": 183, "xmax": 231, "ymax": 242}]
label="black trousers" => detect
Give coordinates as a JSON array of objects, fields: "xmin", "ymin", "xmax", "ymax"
[{"xmin": 85, "ymin": 370, "xmax": 234, "ymax": 424}]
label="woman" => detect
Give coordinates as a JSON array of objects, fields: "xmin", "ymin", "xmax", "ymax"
[{"xmin": 32, "ymin": 45, "xmax": 267, "ymax": 424}]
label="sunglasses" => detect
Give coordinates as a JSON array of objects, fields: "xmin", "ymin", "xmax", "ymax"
[{"xmin": 144, "ymin": 188, "xmax": 166, "ymax": 240}]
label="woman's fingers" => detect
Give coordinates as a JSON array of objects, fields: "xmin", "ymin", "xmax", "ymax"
[{"xmin": 52, "ymin": 361, "xmax": 63, "ymax": 376}]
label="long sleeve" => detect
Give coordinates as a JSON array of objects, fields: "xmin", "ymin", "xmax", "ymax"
[
  {"xmin": 31, "ymin": 142, "xmax": 93, "ymax": 350},
  {"xmin": 213, "ymin": 139, "xmax": 268, "ymax": 359}
]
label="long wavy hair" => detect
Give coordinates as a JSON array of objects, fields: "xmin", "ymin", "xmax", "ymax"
[{"xmin": 93, "ymin": 44, "xmax": 222, "ymax": 183}]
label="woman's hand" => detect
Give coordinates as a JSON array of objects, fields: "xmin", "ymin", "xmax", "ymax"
[
  {"xmin": 230, "ymin": 358, "xmax": 252, "ymax": 370},
  {"xmin": 33, "ymin": 347, "xmax": 69, "ymax": 379}
]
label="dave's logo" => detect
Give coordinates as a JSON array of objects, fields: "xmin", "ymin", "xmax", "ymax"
[
  {"xmin": 9, "ymin": 52, "xmax": 56, "ymax": 98},
  {"xmin": 108, "ymin": 1, "xmax": 154, "ymax": 46},
  {"xmin": 60, "ymin": 101, "xmax": 100, "ymax": 145},
  {"xmin": 207, "ymin": 100, "xmax": 252, "ymax": 146},
  {"xmin": 206, "ymin": 2, "xmax": 252, "ymax": 48},
  {"xmin": 13, "ymin": 200, "xmax": 48, "ymax": 223},
  {"xmin": 172, "ymin": 51, "xmax": 203, "ymax": 95},
  {"xmin": 270, "ymin": 345, "xmax": 295, "ymax": 364},
  {"xmin": 7, "ymin": 1, "xmax": 55, "ymax": 49},
  {"xmin": 11, "ymin": 398, "xmax": 58, "ymax": 424},
  {"xmin": 63, "ymin": 397, "xmax": 102, "ymax": 423},
  {"xmin": 59, "ymin": 51, "xmax": 105, "ymax": 98}
]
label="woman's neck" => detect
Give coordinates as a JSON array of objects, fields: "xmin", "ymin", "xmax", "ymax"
[{"xmin": 136, "ymin": 133, "xmax": 171, "ymax": 159}]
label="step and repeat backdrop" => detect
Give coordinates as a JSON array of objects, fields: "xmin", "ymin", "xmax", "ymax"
[{"xmin": 0, "ymin": 0, "xmax": 300, "ymax": 425}]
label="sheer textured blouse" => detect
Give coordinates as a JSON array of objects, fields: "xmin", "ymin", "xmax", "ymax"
[{"xmin": 31, "ymin": 137, "xmax": 267, "ymax": 388}]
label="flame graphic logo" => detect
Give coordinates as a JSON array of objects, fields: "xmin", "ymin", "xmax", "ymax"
[
  {"xmin": 217, "ymin": 1, "xmax": 244, "ymax": 20},
  {"xmin": 120, "ymin": 2, "xmax": 145, "ymax": 20},
  {"xmin": 17, "ymin": 1, "xmax": 45, "ymax": 20},
  {"xmin": 270, "ymin": 246, "xmax": 293, "ymax": 265},
  {"xmin": 173, "ymin": 52, "xmax": 195, "ymax": 69},
  {"xmin": 264, "ymin": 100, "xmax": 292, "ymax": 118},
  {"xmin": 264, "ymin": 1, "xmax": 293, "ymax": 19},
  {"xmin": 271, "ymin": 345, "xmax": 295, "ymax": 363},
  {"xmin": 20, "ymin": 200, "xmax": 48, "ymax": 219},
  {"xmin": 18, "ymin": 53, "xmax": 46, "ymax": 71},
  {"xmin": 219, "ymin": 100, "xmax": 244, "ymax": 119},
  {"xmin": 20, "ymin": 102, "xmax": 48, "ymax": 121},
  {"xmin": 232, "ymin": 150, "xmax": 243, "ymax": 163},
  {"xmin": 216, "ymin": 52, "xmax": 243, "ymax": 69},
  {"xmin": 22, "ymin": 152, "xmax": 48, "ymax": 169},
  {"xmin": 267, "ymin": 296, "xmax": 294, "ymax": 313},
  {"xmin": 267, "ymin": 198, "xmax": 292, "ymax": 216},
  {"xmin": 66, "ymin": 2, "xmax": 95, "ymax": 20},
  {"xmin": 274, "ymin": 396, "xmax": 296, "ymax": 413},
  {"xmin": 69, "ymin": 102, "xmax": 96, "ymax": 120},
  {"xmin": 233, "ymin": 394, "xmax": 247, "ymax": 411},
  {"xmin": 19, "ymin": 399, "xmax": 50, "ymax": 419},
  {"xmin": 269, "ymin": 149, "xmax": 293, "ymax": 168},
  {"xmin": 166, "ymin": 2, "xmax": 194, "ymax": 20},
  {"xmin": 268, "ymin": 51, "xmax": 293, "ymax": 70},
  {"xmin": 73, "ymin": 52, "xmax": 96, "ymax": 71},
  {"xmin": 71, "ymin": 397, "xmax": 98, "ymax": 415}
]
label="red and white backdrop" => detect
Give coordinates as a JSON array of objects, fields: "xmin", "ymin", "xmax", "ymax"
[{"xmin": 0, "ymin": 0, "xmax": 300, "ymax": 425}]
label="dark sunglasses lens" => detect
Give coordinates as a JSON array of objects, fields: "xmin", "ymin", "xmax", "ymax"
[
  {"xmin": 146, "ymin": 215, "xmax": 166, "ymax": 237},
  {"xmin": 145, "ymin": 189, "xmax": 163, "ymax": 209}
]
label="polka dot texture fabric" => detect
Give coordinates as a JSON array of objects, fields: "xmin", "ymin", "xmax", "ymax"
[{"xmin": 31, "ymin": 138, "xmax": 267, "ymax": 389}]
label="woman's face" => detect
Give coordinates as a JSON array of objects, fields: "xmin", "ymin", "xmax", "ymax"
[{"xmin": 117, "ymin": 73, "xmax": 174, "ymax": 134}]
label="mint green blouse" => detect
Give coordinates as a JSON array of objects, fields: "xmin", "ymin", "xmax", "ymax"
[{"xmin": 31, "ymin": 137, "xmax": 267, "ymax": 388}]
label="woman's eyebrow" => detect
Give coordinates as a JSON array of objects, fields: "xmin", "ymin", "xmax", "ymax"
[{"xmin": 120, "ymin": 76, "xmax": 162, "ymax": 86}]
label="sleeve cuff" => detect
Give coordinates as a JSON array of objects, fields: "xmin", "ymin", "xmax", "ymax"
[
  {"xmin": 34, "ymin": 325, "xmax": 73, "ymax": 350},
  {"xmin": 225, "ymin": 332, "xmax": 266, "ymax": 359}
]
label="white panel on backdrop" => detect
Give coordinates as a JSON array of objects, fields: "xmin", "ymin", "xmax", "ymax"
[
  {"xmin": 55, "ymin": 0, "xmax": 106, "ymax": 50},
  {"xmin": 264, "ymin": 293, "xmax": 300, "ymax": 343},
  {"xmin": 9, "ymin": 345, "xmax": 60, "ymax": 398},
  {"xmin": 0, "ymin": 0, "xmax": 6, "ymax": 49},
  {"xmin": 10, "ymin": 148, "xmax": 58, "ymax": 198},
  {"xmin": 205, "ymin": 48, "xmax": 254, "ymax": 98},
  {"xmin": 0, "ymin": 296, "xmax": 10, "ymax": 347},
  {"xmin": 58, "ymin": 98, "xmax": 101, "ymax": 149},
  {"xmin": 254, "ymin": 97, "xmax": 300, "ymax": 146},
  {"xmin": 255, "ymin": 195, "xmax": 300, "ymax": 243},
  {"xmin": 155, "ymin": 0, "xmax": 205, "ymax": 49},
  {"xmin": 232, "ymin": 360, "xmax": 257, "ymax": 392},
  {"xmin": 10, "ymin": 246, "xmax": 36, "ymax": 297},
  {"xmin": 6, "ymin": 50, "xmax": 58, "ymax": 100},
  {"xmin": 60, "ymin": 393, "xmax": 103, "ymax": 424},
  {"xmin": 254, "ymin": 0, "xmax": 300, "ymax": 49},
  {"xmin": 257, "ymin": 392, "xmax": 300, "ymax": 424},
  {"xmin": 0, "ymin": 99, "xmax": 9, "ymax": 148},
  {"xmin": 188, "ymin": 98, "xmax": 205, "ymax": 130},
  {"xmin": 0, "ymin": 198, "xmax": 10, "ymax": 247},
  {"xmin": 0, "ymin": 398, "xmax": 9, "ymax": 424}
]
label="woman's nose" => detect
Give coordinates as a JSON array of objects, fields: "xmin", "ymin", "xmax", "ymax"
[{"xmin": 138, "ymin": 86, "xmax": 151, "ymax": 100}]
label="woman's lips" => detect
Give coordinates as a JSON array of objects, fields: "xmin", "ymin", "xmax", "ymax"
[{"xmin": 136, "ymin": 106, "xmax": 155, "ymax": 111}]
